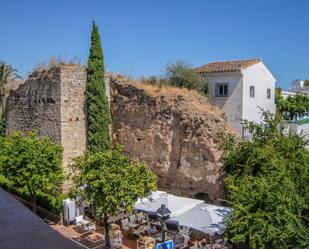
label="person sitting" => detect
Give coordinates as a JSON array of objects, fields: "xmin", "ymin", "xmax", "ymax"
[{"xmin": 147, "ymin": 224, "xmax": 158, "ymax": 236}]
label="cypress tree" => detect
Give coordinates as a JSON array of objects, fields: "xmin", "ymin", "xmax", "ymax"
[{"xmin": 86, "ymin": 21, "xmax": 111, "ymax": 152}]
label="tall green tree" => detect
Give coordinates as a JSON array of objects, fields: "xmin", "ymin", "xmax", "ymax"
[
  {"xmin": 276, "ymin": 92, "xmax": 309, "ymax": 120},
  {"xmin": 71, "ymin": 148, "xmax": 157, "ymax": 249},
  {"xmin": 86, "ymin": 22, "xmax": 111, "ymax": 152},
  {"xmin": 0, "ymin": 132, "xmax": 64, "ymax": 212},
  {"xmin": 221, "ymin": 113, "xmax": 309, "ymax": 248}
]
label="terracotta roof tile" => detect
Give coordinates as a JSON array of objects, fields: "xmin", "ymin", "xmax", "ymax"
[{"xmin": 196, "ymin": 59, "xmax": 261, "ymax": 74}]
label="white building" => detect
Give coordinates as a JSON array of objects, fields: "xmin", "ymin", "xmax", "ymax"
[
  {"xmin": 291, "ymin": 79, "xmax": 305, "ymax": 89},
  {"xmin": 281, "ymin": 90, "xmax": 296, "ymax": 99},
  {"xmin": 287, "ymin": 79, "xmax": 309, "ymax": 96},
  {"xmin": 196, "ymin": 59, "xmax": 276, "ymax": 137},
  {"xmin": 281, "ymin": 80, "xmax": 309, "ymax": 137}
]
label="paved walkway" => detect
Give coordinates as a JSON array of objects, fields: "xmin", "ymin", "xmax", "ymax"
[
  {"xmin": 0, "ymin": 188, "xmax": 81, "ymax": 249},
  {"xmin": 50, "ymin": 223, "xmax": 136, "ymax": 249}
]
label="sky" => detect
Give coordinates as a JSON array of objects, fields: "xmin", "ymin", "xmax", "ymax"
[{"xmin": 1, "ymin": 0, "xmax": 308, "ymax": 89}]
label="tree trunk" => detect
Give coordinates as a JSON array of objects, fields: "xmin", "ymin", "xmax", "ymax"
[{"xmin": 104, "ymin": 213, "xmax": 111, "ymax": 249}]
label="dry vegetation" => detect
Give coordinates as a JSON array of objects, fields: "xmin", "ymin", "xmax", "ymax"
[
  {"xmin": 109, "ymin": 73, "xmax": 222, "ymax": 115},
  {"xmin": 138, "ymin": 82, "xmax": 221, "ymax": 114},
  {"xmin": 33, "ymin": 56, "xmax": 83, "ymax": 72}
]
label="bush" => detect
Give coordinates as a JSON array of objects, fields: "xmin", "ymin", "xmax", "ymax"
[
  {"xmin": 0, "ymin": 174, "xmax": 65, "ymax": 213},
  {"xmin": 165, "ymin": 60, "xmax": 207, "ymax": 94},
  {"xmin": 0, "ymin": 118, "xmax": 4, "ymax": 136},
  {"xmin": 222, "ymin": 112, "xmax": 309, "ymax": 248}
]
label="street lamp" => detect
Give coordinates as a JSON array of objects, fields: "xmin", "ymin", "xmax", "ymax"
[{"xmin": 156, "ymin": 204, "xmax": 172, "ymax": 243}]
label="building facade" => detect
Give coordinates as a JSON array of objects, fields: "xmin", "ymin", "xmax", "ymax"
[{"xmin": 196, "ymin": 59, "xmax": 276, "ymax": 136}]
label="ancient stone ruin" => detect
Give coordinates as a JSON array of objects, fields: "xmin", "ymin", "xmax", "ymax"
[
  {"xmin": 5, "ymin": 66, "xmax": 232, "ymax": 200},
  {"xmin": 5, "ymin": 65, "xmax": 87, "ymax": 191}
]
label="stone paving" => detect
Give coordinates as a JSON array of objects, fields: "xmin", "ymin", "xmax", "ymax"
[{"xmin": 50, "ymin": 223, "xmax": 136, "ymax": 249}]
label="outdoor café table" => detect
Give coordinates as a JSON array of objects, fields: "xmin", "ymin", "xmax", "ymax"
[{"xmin": 137, "ymin": 236, "xmax": 155, "ymax": 249}]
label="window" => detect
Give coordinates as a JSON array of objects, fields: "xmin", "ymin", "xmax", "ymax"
[
  {"xmin": 267, "ymin": 88, "xmax": 271, "ymax": 99},
  {"xmin": 250, "ymin": 86, "xmax": 255, "ymax": 98},
  {"xmin": 215, "ymin": 83, "xmax": 228, "ymax": 97}
]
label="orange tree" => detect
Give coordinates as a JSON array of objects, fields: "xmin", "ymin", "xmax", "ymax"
[
  {"xmin": 0, "ymin": 132, "xmax": 64, "ymax": 212},
  {"xmin": 71, "ymin": 148, "xmax": 157, "ymax": 249}
]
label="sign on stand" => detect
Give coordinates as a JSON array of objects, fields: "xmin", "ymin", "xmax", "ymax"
[{"xmin": 156, "ymin": 240, "xmax": 174, "ymax": 249}]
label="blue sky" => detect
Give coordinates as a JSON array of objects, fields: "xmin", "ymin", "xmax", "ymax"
[{"xmin": 1, "ymin": 0, "xmax": 308, "ymax": 89}]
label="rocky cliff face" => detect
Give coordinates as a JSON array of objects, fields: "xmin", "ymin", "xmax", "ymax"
[{"xmin": 109, "ymin": 75, "xmax": 232, "ymax": 201}]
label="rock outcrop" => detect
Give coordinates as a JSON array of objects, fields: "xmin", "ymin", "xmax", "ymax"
[{"xmin": 109, "ymin": 75, "xmax": 233, "ymax": 201}]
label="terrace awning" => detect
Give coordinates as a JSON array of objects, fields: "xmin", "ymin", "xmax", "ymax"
[
  {"xmin": 135, "ymin": 191, "xmax": 231, "ymax": 236},
  {"xmin": 167, "ymin": 203, "xmax": 231, "ymax": 235},
  {"xmin": 134, "ymin": 191, "xmax": 203, "ymax": 218}
]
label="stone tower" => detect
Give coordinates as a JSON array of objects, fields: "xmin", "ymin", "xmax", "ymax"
[{"xmin": 5, "ymin": 65, "xmax": 87, "ymax": 191}]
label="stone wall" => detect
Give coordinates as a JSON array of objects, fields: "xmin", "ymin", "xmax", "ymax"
[
  {"xmin": 5, "ymin": 65, "xmax": 87, "ymax": 192},
  {"xmin": 59, "ymin": 66, "xmax": 87, "ymax": 191},
  {"xmin": 6, "ymin": 67, "xmax": 62, "ymax": 143}
]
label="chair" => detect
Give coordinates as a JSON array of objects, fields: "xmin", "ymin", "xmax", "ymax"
[
  {"xmin": 133, "ymin": 225, "xmax": 145, "ymax": 237},
  {"xmin": 144, "ymin": 224, "xmax": 151, "ymax": 234},
  {"xmin": 115, "ymin": 213, "xmax": 124, "ymax": 222},
  {"xmin": 121, "ymin": 218, "xmax": 129, "ymax": 229},
  {"xmin": 179, "ymin": 225, "xmax": 190, "ymax": 235},
  {"xmin": 75, "ymin": 215, "xmax": 90, "ymax": 229},
  {"xmin": 137, "ymin": 212, "xmax": 148, "ymax": 223},
  {"xmin": 174, "ymin": 234, "xmax": 185, "ymax": 249},
  {"xmin": 145, "ymin": 224, "xmax": 159, "ymax": 236},
  {"xmin": 85, "ymin": 222, "xmax": 96, "ymax": 231},
  {"xmin": 128, "ymin": 214, "xmax": 136, "ymax": 223},
  {"xmin": 120, "ymin": 218, "xmax": 131, "ymax": 236},
  {"xmin": 108, "ymin": 216, "xmax": 117, "ymax": 223}
]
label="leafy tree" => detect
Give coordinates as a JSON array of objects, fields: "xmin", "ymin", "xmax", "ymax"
[
  {"xmin": 276, "ymin": 93, "xmax": 309, "ymax": 120},
  {"xmin": 0, "ymin": 119, "xmax": 4, "ymax": 137},
  {"xmin": 222, "ymin": 112, "xmax": 309, "ymax": 248},
  {"xmin": 165, "ymin": 60, "xmax": 207, "ymax": 94},
  {"xmin": 304, "ymin": 80, "xmax": 309, "ymax": 87},
  {"xmin": 0, "ymin": 132, "xmax": 64, "ymax": 212},
  {"xmin": 86, "ymin": 21, "xmax": 111, "ymax": 152},
  {"xmin": 71, "ymin": 148, "xmax": 157, "ymax": 249},
  {"xmin": 0, "ymin": 62, "xmax": 21, "ymax": 132}
]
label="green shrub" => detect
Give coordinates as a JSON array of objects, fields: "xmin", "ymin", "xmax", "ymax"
[
  {"xmin": 0, "ymin": 174, "xmax": 65, "ymax": 214},
  {"xmin": 0, "ymin": 118, "xmax": 4, "ymax": 136},
  {"xmin": 165, "ymin": 60, "xmax": 207, "ymax": 94}
]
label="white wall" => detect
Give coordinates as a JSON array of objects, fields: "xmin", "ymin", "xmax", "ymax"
[
  {"xmin": 241, "ymin": 62, "xmax": 276, "ymax": 124},
  {"xmin": 203, "ymin": 73, "xmax": 243, "ymax": 133},
  {"xmin": 281, "ymin": 91, "xmax": 295, "ymax": 99}
]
